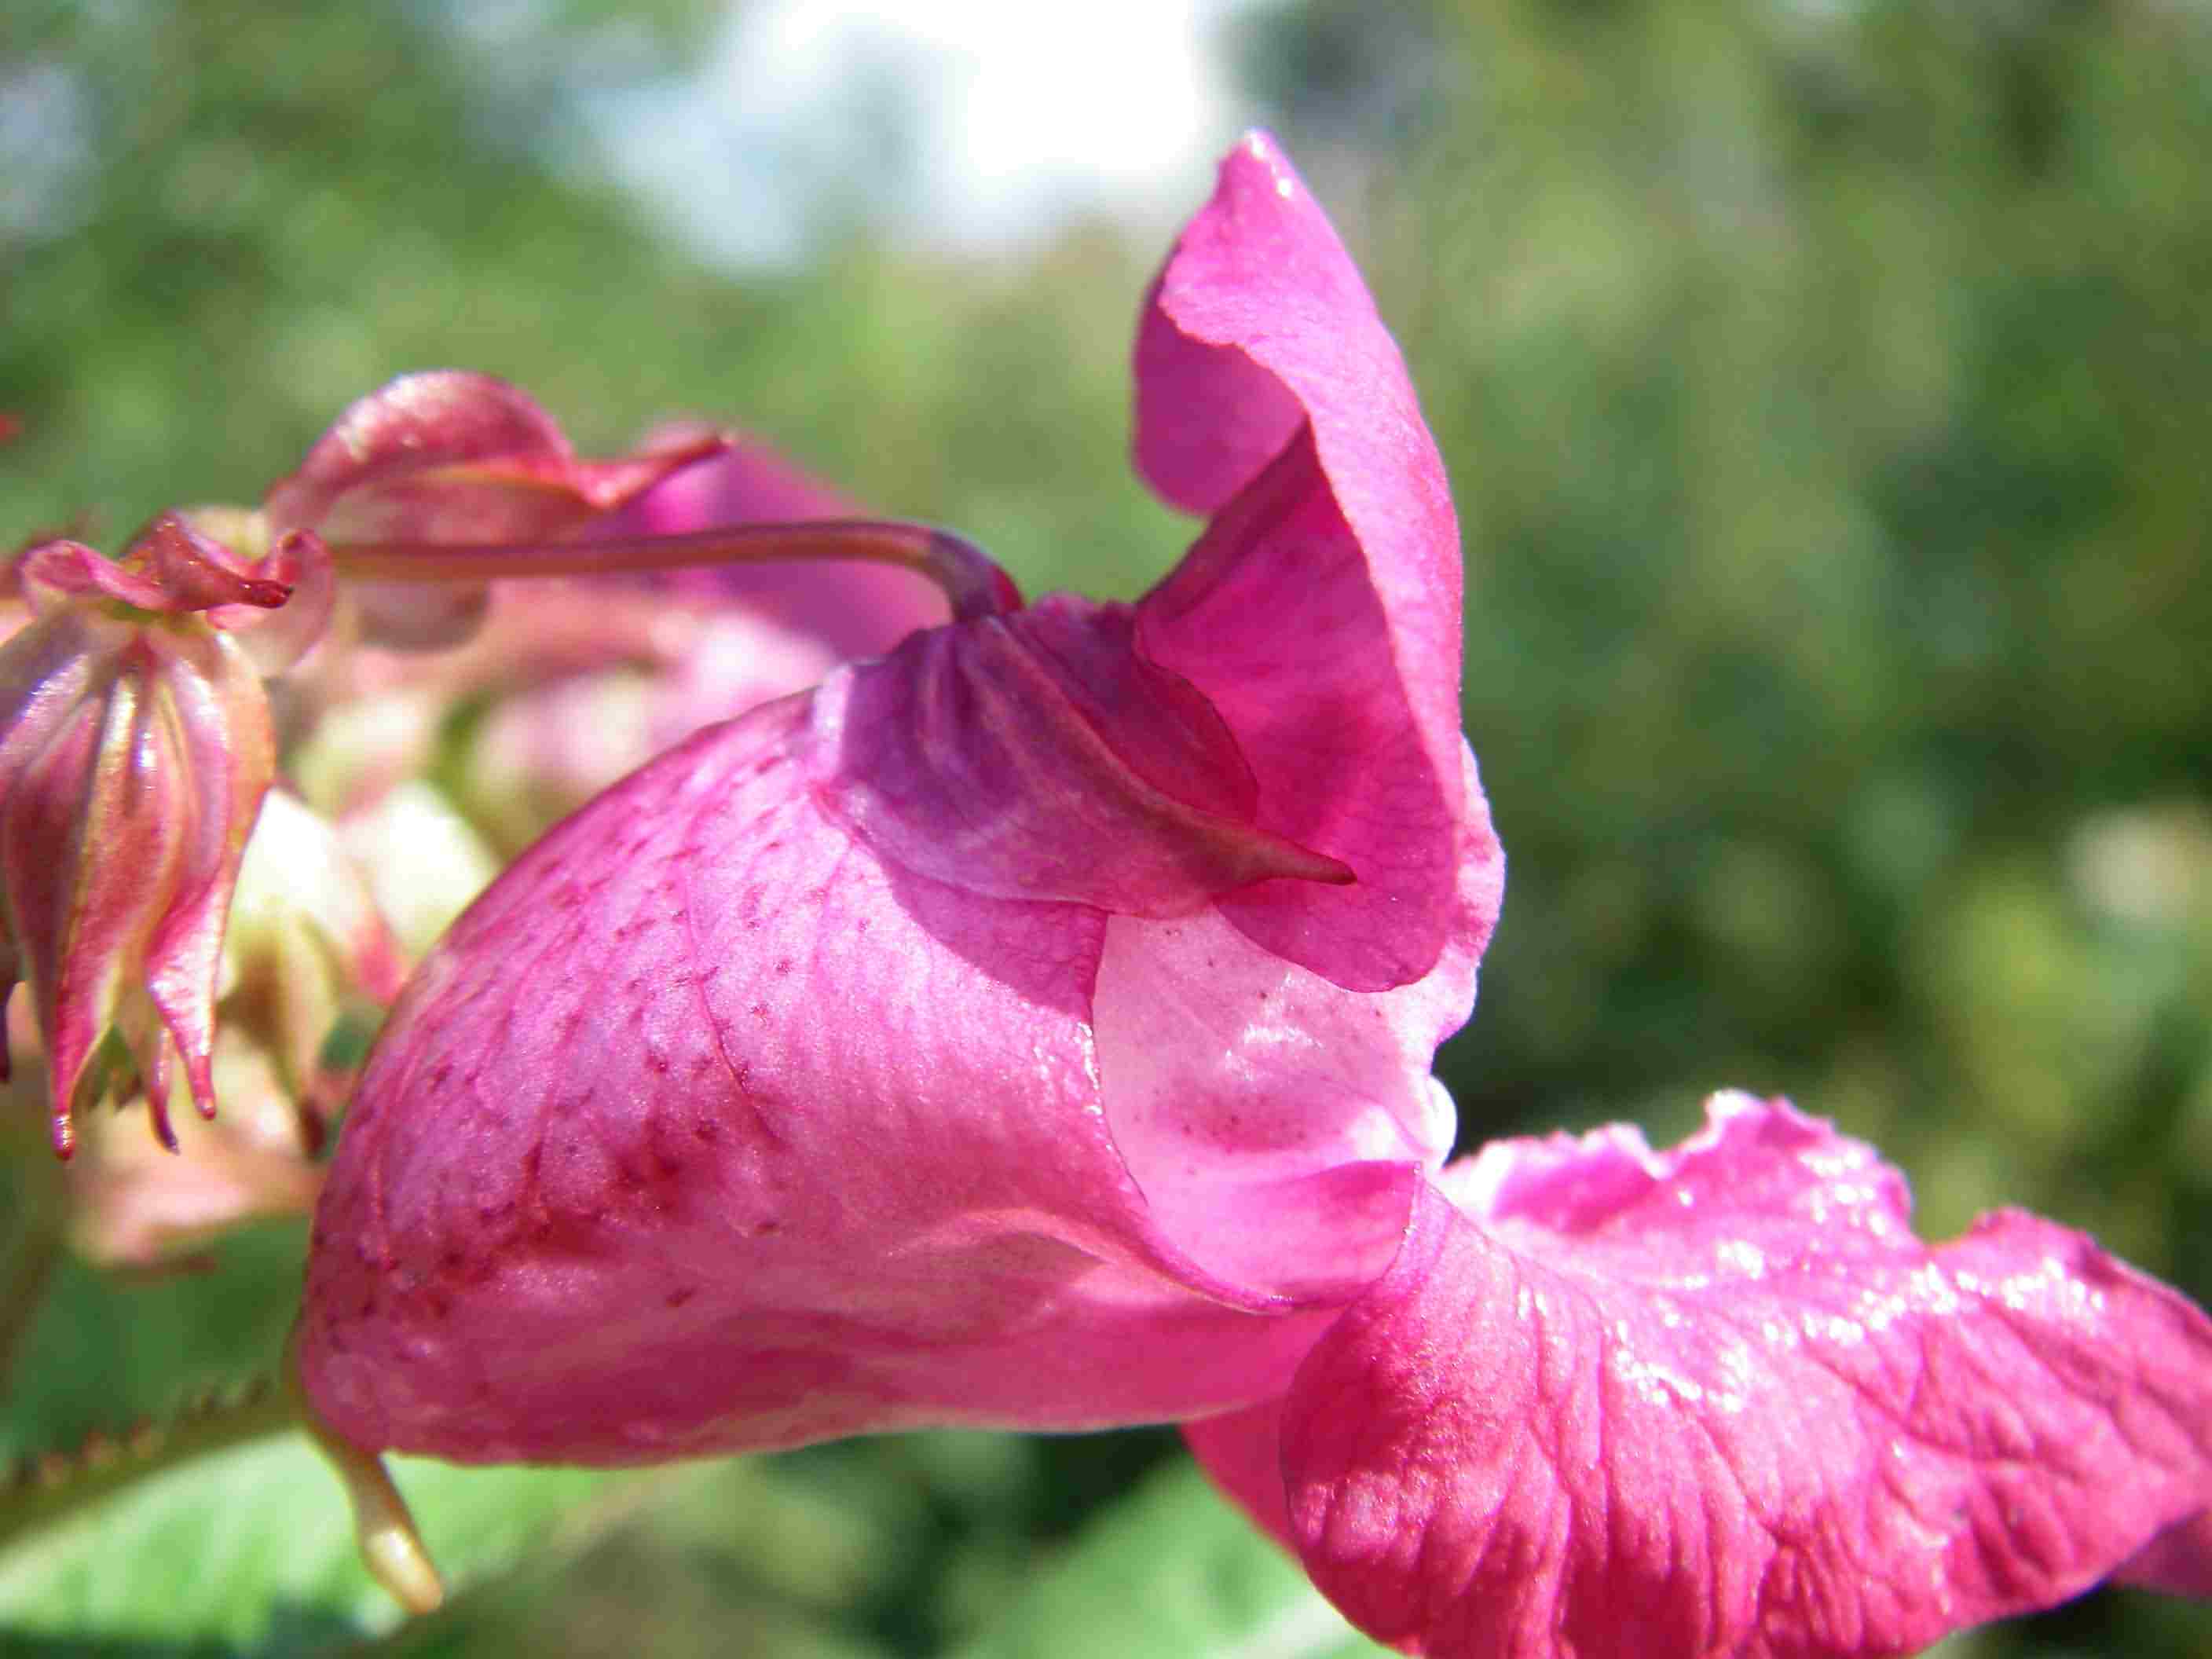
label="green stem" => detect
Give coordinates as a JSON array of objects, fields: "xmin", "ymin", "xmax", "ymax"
[
  {"xmin": 330, "ymin": 519, "xmax": 1022, "ymax": 623},
  {"xmin": 0, "ymin": 1376, "xmax": 296, "ymax": 1557}
]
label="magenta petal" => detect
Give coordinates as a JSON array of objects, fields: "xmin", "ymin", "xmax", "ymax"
[
  {"xmin": 2121, "ymin": 1508, "xmax": 2212, "ymax": 1597},
  {"xmin": 1187, "ymin": 1397, "xmax": 1298, "ymax": 1554},
  {"xmin": 20, "ymin": 518, "xmax": 295, "ymax": 619},
  {"xmin": 1133, "ymin": 134, "xmax": 1467, "ymax": 991},
  {"xmin": 1093, "ymin": 743, "xmax": 1499, "ymax": 1298},
  {"xmin": 808, "ymin": 593, "xmax": 1351, "ymax": 917},
  {"xmin": 298, "ymin": 696, "xmax": 1339, "ymax": 1463},
  {"xmin": 613, "ymin": 424, "xmax": 853, "ymax": 530},
  {"xmin": 301, "ymin": 134, "xmax": 1505, "ymax": 1471},
  {"xmin": 1258, "ymin": 1095, "xmax": 2212, "ymax": 1659}
]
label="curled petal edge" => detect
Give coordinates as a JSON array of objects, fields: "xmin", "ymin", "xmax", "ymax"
[{"xmin": 1194, "ymin": 1095, "xmax": 2212, "ymax": 1659}]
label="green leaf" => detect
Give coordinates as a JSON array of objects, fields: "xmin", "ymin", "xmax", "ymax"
[
  {"xmin": 954, "ymin": 1456, "xmax": 1391, "ymax": 1659},
  {"xmin": 0, "ymin": 1429, "xmax": 619, "ymax": 1655}
]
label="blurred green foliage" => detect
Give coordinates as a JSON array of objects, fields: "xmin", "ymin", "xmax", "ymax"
[{"xmin": 2, "ymin": 0, "xmax": 2210, "ymax": 1653}]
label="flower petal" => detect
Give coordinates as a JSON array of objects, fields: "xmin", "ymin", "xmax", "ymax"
[
  {"xmin": 1093, "ymin": 741, "xmax": 1500, "ymax": 1298},
  {"xmin": 1133, "ymin": 133, "xmax": 1468, "ymax": 991},
  {"xmin": 266, "ymin": 372, "xmax": 693, "ymax": 545},
  {"xmin": 298, "ymin": 696, "xmax": 1337, "ymax": 1464},
  {"xmin": 1244, "ymin": 1095, "xmax": 2212, "ymax": 1659},
  {"xmin": 20, "ymin": 518, "xmax": 299, "ymax": 619},
  {"xmin": 808, "ymin": 593, "xmax": 1351, "ymax": 917}
]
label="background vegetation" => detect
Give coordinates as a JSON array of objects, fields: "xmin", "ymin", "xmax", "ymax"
[{"xmin": 2, "ymin": 0, "xmax": 2207, "ymax": 1652}]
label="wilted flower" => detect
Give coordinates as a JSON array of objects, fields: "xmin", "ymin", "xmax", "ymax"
[
  {"xmin": 294, "ymin": 134, "xmax": 2211, "ymax": 1655},
  {"xmin": 0, "ymin": 516, "xmax": 305, "ymax": 1155}
]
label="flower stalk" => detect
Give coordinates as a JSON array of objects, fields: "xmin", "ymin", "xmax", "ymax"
[
  {"xmin": 325, "ymin": 518, "xmax": 1020, "ymax": 622},
  {"xmin": 0, "ymin": 1375, "xmax": 293, "ymax": 1559}
]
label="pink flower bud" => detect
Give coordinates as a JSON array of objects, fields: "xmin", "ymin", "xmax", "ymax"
[{"xmin": 0, "ymin": 516, "xmax": 291, "ymax": 1155}]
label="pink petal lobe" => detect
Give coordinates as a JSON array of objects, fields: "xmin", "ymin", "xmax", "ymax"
[
  {"xmin": 18, "ymin": 518, "xmax": 299, "ymax": 620},
  {"xmin": 132, "ymin": 513, "xmax": 295, "ymax": 613},
  {"xmin": 1092, "ymin": 742, "xmax": 1499, "ymax": 1298},
  {"xmin": 2120, "ymin": 1507, "xmax": 2212, "ymax": 1597},
  {"xmin": 1134, "ymin": 134, "xmax": 1468, "ymax": 991},
  {"xmin": 1186, "ymin": 1396, "xmax": 1298, "ymax": 1557},
  {"xmin": 298, "ymin": 695, "xmax": 1337, "ymax": 1464},
  {"xmin": 808, "ymin": 594, "xmax": 1351, "ymax": 917},
  {"xmin": 1267, "ymin": 1096, "xmax": 2212, "ymax": 1659}
]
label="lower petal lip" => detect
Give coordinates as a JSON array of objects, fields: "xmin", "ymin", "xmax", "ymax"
[{"xmin": 1229, "ymin": 1097, "xmax": 2212, "ymax": 1659}]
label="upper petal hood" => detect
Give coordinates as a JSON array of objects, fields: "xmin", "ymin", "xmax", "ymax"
[
  {"xmin": 1191, "ymin": 1095, "xmax": 2212, "ymax": 1659},
  {"xmin": 809, "ymin": 594, "xmax": 1355, "ymax": 916},
  {"xmin": 1135, "ymin": 133, "xmax": 1466, "ymax": 991}
]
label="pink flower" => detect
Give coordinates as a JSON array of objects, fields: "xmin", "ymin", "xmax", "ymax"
[
  {"xmin": 293, "ymin": 134, "xmax": 2212, "ymax": 1653},
  {"xmin": 298, "ymin": 129, "xmax": 1494, "ymax": 1452},
  {"xmin": 0, "ymin": 516, "xmax": 306, "ymax": 1154}
]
